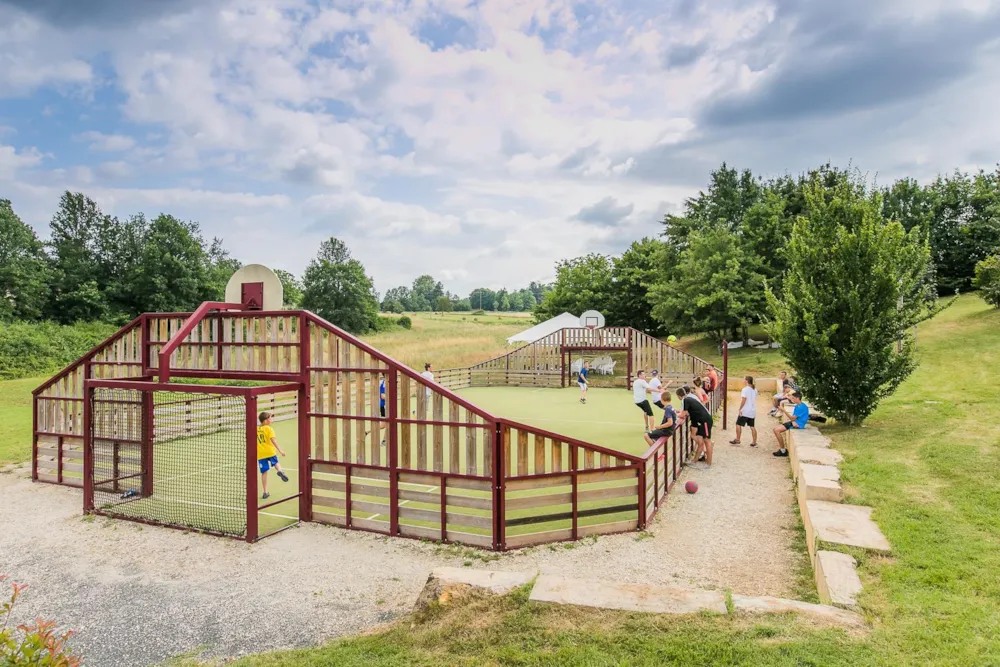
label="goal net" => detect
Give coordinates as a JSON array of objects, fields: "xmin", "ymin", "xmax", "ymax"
[{"xmin": 89, "ymin": 387, "xmax": 248, "ymax": 538}]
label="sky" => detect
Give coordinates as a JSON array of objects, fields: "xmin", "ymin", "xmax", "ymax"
[{"xmin": 1, "ymin": 0, "xmax": 999, "ymax": 297}]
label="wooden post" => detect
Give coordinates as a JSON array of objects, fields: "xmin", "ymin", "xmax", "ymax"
[
  {"xmin": 245, "ymin": 395, "xmax": 258, "ymax": 543},
  {"xmin": 570, "ymin": 443, "xmax": 579, "ymax": 541}
]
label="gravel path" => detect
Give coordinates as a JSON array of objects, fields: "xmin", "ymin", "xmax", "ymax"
[{"xmin": 0, "ymin": 392, "xmax": 797, "ymax": 665}]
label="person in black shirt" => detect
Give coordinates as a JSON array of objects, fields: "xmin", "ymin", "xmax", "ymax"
[{"xmin": 677, "ymin": 387, "xmax": 713, "ymax": 467}]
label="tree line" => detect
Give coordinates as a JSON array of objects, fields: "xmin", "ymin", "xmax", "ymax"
[
  {"xmin": 380, "ymin": 280, "xmax": 549, "ymax": 313},
  {"xmin": 534, "ymin": 163, "xmax": 1000, "ymax": 343}
]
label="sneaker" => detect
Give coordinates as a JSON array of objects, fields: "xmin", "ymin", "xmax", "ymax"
[
  {"xmin": 750, "ymin": 442, "xmax": 758, "ymax": 448},
  {"xmin": 698, "ymin": 454, "xmax": 707, "ymax": 462},
  {"xmin": 772, "ymin": 449, "xmax": 788, "ymax": 457},
  {"xmin": 262, "ymin": 492, "xmax": 270, "ymax": 500},
  {"xmin": 381, "ymin": 439, "xmax": 386, "ymax": 447},
  {"xmin": 729, "ymin": 439, "xmax": 741, "ymax": 445},
  {"xmin": 277, "ymin": 471, "xmax": 289, "ymax": 482}
]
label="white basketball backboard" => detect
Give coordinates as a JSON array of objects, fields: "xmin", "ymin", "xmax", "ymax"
[
  {"xmin": 579, "ymin": 310, "xmax": 606, "ymax": 329},
  {"xmin": 225, "ymin": 264, "xmax": 284, "ymax": 311}
]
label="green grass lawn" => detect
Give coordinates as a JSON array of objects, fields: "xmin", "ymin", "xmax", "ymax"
[
  {"xmin": 458, "ymin": 386, "xmax": 660, "ymax": 457},
  {"xmin": 223, "ymin": 294, "xmax": 1000, "ymax": 666},
  {"xmin": 0, "ymin": 376, "xmax": 41, "ymax": 465}
]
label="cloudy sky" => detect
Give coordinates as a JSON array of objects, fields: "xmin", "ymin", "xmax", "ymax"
[{"xmin": 1, "ymin": 0, "xmax": 998, "ymax": 296}]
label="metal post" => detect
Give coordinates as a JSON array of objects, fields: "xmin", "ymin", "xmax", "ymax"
[
  {"xmin": 298, "ymin": 313, "xmax": 311, "ymax": 523},
  {"xmin": 141, "ymin": 390, "xmax": 154, "ymax": 497},
  {"xmin": 440, "ymin": 479, "xmax": 447, "ymax": 542},
  {"xmin": 637, "ymin": 462, "xmax": 646, "ymax": 530},
  {"xmin": 31, "ymin": 395, "xmax": 38, "ymax": 482},
  {"xmin": 83, "ymin": 384, "xmax": 94, "ymax": 512},
  {"xmin": 388, "ymin": 372, "xmax": 399, "ymax": 536},
  {"xmin": 246, "ymin": 395, "xmax": 259, "ymax": 543},
  {"xmin": 494, "ymin": 421, "xmax": 505, "ymax": 550},
  {"xmin": 570, "ymin": 443, "xmax": 579, "ymax": 540},
  {"xmin": 626, "ymin": 329, "xmax": 633, "ymax": 391},
  {"xmin": 722, "ymin": 340, "xmax": 729, "ymax": 430}
]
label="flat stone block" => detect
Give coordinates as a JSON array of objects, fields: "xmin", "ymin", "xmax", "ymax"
[
  {"xmin": 731, "ymin": 594, "xmax": 863, "ymax": 626},
  {"xmin": 530, "ymin": 575, "xmax": 727, "ymax": 615},
  {"xmin": 815, "ymin": 551, "xmax": 863, "ymax": 608},
  {"xmin": 806, "ymin": 501, "xmax": 891, "ymax": 554},
  {"xmin": 797, "ymin": 446, "xmax": 843, "ymax": 467},
  {"xmin": 792, "ymin": 429, "xmax": 832, "ymax": 449},
  {"xmin": 799, "ymin": 463, "xmax": 844, "ymax": 503},
  {"xmin": 430, "ymin": 567, "xmax": 535, "ymax": 594}
]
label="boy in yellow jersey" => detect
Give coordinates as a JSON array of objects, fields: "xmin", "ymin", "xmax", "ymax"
[{"xmin": 256, "ymin": 412, "xmax": 288, "ymax": 500}]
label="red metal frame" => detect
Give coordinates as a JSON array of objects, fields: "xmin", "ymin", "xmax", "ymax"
[
  {"xmin": 156, "ymin": 301, "xmax": 244, "ymax": 383},
  {"xmin": 246, "ymin": 395, "xmax": 259, "ymax": 543}
]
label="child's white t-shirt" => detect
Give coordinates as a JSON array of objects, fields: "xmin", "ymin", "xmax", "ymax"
[
  {"xmin": 421, "ymin": 370, "xmax": 434, "ymax": 397},
  {"xmin": 633, "ymin": 379, "xmax": 650, "ymax": 403},
  {"xmin": 740, "ymin": 386, "xmax": 758, "ymax": 417}
]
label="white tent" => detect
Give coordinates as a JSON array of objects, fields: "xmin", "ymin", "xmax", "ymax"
[{"xmin": 506, "ymin": 312, "xmax": 580, "ymax": 345}]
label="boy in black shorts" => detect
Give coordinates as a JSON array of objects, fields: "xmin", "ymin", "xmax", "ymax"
[
  {"xmin": 632, "ymin": 370, "xmax": 655, "ymax": 431},
  {"xmin": 677, "ymin": 387, "xmax": 713, "ymax": 468}
]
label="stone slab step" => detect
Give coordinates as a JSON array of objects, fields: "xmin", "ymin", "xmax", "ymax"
[
  {"xmin": 530, "ymin": 575, "xmax": 727, "ymax": 614},
  {"xmin": 792, "ymin": 429, "xmax": 832, "ymax": 449},
  {"xmin": 414, "ymin": 568, "xmax": 536, "ymax": 610},
  {"xmin": 792, "ymin": 445, "xmax": 843, "ymax": 479},
  {"xmin": 731, "ymin": 593, "xmax": 863, "ymax": 626},
  {"xmin": 815, "ymin": 551, "xmax": 863, "ymax": 608},
  {"xmin": 798, "ymin": 463, "xmax": 844, "ymax": 503},
  {"xmin": 804, "ymin": 500, "xmax": 891, "ymax": 560},
  {"xmin": 528, "ymin": 574, "xmax": 863, "ymax": 627}
]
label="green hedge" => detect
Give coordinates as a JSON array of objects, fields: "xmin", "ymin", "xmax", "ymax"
[{"xmin": 0, "ymin": 321, "xmax": 119, "ymax": 380}]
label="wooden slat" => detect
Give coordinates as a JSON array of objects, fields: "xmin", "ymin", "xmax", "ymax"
[
  {"xmin": 578, "ymin": 484, "xmax": 639, "ymax": 503},
  {"xmin": 432, "ymin": 392, "xmax": 444, "ymax": 472},
  {"xmin": 416, "ymin": 381, "xmax": 427, "ymax": 470},
  {"xmin": 349, "ymin": 517, "xmax": 389, "ymax": 533},
  {"xmin": 313, "ymin": 510, "xmax": 347, "ymax": 526},
  {"xmin": 446, "ymin": 494, "xmax": 492, "ymax": 510},
  {"xmin": 445, "ymin": 512, "xmax": 492, "ymax": 530},
  {"xmin": 398, "ymin": 523, "xmax": 440, "ymax": 540},
  {"xmin": 517, "ymin": 430, "xmax": 528, "ymax": 476},
  {"xmin": 552, "ymin": 439, "xmax": 562, "ymax": 473},
  {"xmin": 534, "ymin": 434, "xmax": 545, "ymax": 475},
  {"xmin": 577, "ymin": 468, "xmax": 637, "ymax": 484},
  {"xmin": 505, "ymin": 491, "xmax": 572, "ymax": 510},
  {"xmin": 349, "ymin": 499, "xmax": 389, "ymax": 515},
  {"xmin": 398, "ymin": 506, "xmax": 440, "ymax": 524},
  {"xmin": 400, "ymin": 373, "xmax": 411, "ymax": 468},
  {"xmin": 505, "ymin": 475, "xmax": 572, "ymax": 492},
  {"xmin": 465, "ymin": 425, "xmax": 477, "ymax": 476},
  {"xmin": 449, "ymin": 403, "xmax": 460, "ymax": 474},
  {"xmin": 445, "ymin": 530, "xmax": 492, "ymax": 548},
  {"xmin": 311, "ymin": 494, "xmax": 346, "ymax": 510},
  {"xmin": 505, "ymin": 528, "xmax": 574, "ymax": 549},
  {"xmin": 355, "ymin": 371, "xmax": 365, "ymax": 464}
]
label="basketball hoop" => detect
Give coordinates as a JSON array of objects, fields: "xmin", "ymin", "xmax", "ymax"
[{"xmin": 579, "ymin": 310, "xmax": 606, "ymax": 330}]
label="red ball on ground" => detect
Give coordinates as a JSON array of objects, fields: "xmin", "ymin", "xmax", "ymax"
[{"xmin": 685, "ymin": 480, "xmax": 698, "ymax": 494}]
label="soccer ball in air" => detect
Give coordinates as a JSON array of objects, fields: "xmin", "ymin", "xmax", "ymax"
[{"xmin": 667, "ymin": 335, "xmax": 677, "ymax": 345}]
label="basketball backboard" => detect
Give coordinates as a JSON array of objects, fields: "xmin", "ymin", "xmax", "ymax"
[
  {"xmin": 225, "ymin": 264, "xmax": 284, "ymax": 311},
  {"xmin": 579, "ymin": 310, "xmax": 606, "ymax": 329}
]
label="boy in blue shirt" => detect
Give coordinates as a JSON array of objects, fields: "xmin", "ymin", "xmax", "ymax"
[
  {"xmin": 772, "ymin": 391, "xmax": 809, "ymax": 457},
  {"xmin": 577, "ymin": 361, "xmax": 590, "ymax": 404}
]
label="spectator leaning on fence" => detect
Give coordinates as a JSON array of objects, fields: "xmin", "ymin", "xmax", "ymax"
[{"xmin": 772, "ymin": 391, "xmax": 809, "ymax": 458}]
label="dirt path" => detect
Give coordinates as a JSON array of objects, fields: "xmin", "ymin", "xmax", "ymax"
[{"xmin": 0, "ymin": 392, "xmax": 798, "ymax": 665}]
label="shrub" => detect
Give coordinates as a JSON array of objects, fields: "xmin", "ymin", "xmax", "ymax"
[
  {"xmin": 767, "ymin": 175, "xmax": 931, "ymax": 426},
  {"xmin": 0, "ymin": 321, "xmax": 119, "ymax": 380},
  {"xmin": 371, "ymin": 316, "xmax": 402, "ymax": 333},
  {"xmin": 974, "ymin": 254, "xmax": 1000, "ymax": 308},
  {"xmin": 1, "ymin": 575, "xmax": 79, "ymax": 666},
  {"xmin": 471, "ymin": 309, "xmax": 486, "ymax": 316},
  {"xmin": 397, "ymin": 316, "xmax": 412, "ymax": 329}
]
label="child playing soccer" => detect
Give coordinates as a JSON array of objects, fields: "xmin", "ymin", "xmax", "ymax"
[
  {"xmin": 257, "ymin": 411, "xmax": 289, "ymax": 500},
  {"xmin": 578, "ymin": 361, "xmax": 590, "ymax": 404}
]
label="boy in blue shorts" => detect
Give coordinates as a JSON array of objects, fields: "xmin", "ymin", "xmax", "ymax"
[
  {"xmin": 257, "ymin": 411, "xmax": 289, "ymax": 499},
  {"xmin": 772, "ymin": 391, "xmax": 809, "ymax": 457}
]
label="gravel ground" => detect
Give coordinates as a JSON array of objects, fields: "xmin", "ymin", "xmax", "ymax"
[{"xmin": 0, "ymin": 392, "xmax": 797, "ymax": 665}]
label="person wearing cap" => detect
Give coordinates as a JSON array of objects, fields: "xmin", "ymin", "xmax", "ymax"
[
  {"xmin": 256, "ymin": 411, "xmax": 289, "ymax": 500},
  {"xmin": 649, "ymin": 369, "xmax": 666, "ymax": 409}
]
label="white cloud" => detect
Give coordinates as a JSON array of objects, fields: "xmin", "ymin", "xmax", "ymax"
[{"xmin": 0, "ymin": 0, "xmax": 997, "ymax": 295}]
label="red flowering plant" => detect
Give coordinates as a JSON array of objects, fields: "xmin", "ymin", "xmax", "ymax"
[{"xmin": 0, "ymin": 574, "xmax": 79, "ymax": 666}]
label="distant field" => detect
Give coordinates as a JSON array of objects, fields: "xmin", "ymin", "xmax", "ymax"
[{"xmin": 364, "ymin": 311, "xmax": 530, "ymax": 370}]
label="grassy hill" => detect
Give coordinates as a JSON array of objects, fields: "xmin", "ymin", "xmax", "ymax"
[{"xmin": 222, "ymin": 294, "xmax": 999, "ymax": 665}]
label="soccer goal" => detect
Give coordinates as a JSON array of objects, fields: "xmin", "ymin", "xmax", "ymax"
[{"xmin": 84, "ymin": 379, "xmax": 301, "ymax": 541}]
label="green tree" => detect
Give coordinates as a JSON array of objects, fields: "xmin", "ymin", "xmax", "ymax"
[
  {"xmin": 0, "ymin": 199, "xmax": 50, "ymax": 320},
  {"xmin": 274, "ymin": 269, "xmax": 303, "ymax": 308},
  {"xmin": 382, "ymin": 286, "xmax": 412, "ymax": 311},
  {"xmin": 411, "ymin": 275, "xmax": 444, "ymax": 307},
  {"xmin": 434, "ymin": 295, "xmax": 453, "ymax": 312},
  {"xmin": 469, "ymin": 288, "xmax": 495, "ymax": 311},
  {"xmin": 381, "ymin": 298, "xmax": 405, "ymax": 313},
  {"xmin": 46, "ymin": 192, "xmax": 110, "ymax": 322},
  {"xmin": 649, "ymin": 227, "xmax": 764, "ymax": 342},
  {"xmin": 301, "ymin": 237, "xmax": 379, "ymax": 334},
  {"xmin": 517, "ymin": 289, "xmax": 536, "ymax": 311},
  {"xmin": 453, "ymin": 298, "xmax": 472, "ymax": 311},
  {"xmin": 609, "ymin": 238, "xmax": 666, "ymax": 334},
  {"xmin": 130, "ymin": 215, "xmax": 215, "ymax": 313},
  {"xmin": 974, "ymin": 254, "xmax": 1000, "ymax": 307},
  {"xmin": 533, "ymin": 254, "xmax": 612, "ymax": 322},
  {"xmin": 767, "ymin": 175, "xmax": 931, "ymax": 426}
]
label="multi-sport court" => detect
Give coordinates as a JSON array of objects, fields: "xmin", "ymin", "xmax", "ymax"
[{"xmin": 31, "ymin": 265, "xmax": 727, "ymax": 550}]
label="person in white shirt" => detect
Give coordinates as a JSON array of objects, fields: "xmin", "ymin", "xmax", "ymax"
[
  {"xmin": 649, "ymin": 370, "xmax": 665, "ymax": 409},
  {"xmin": 632, "ymin": 370, "xmax": 655, "ymax": 431},
  {"xmin": 730, "ymin": 376, "xmax": 759, "ymax": 447},
  {"xmin": 420, "ymin": 362, "xmax": 434, "ymax": 398}
]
